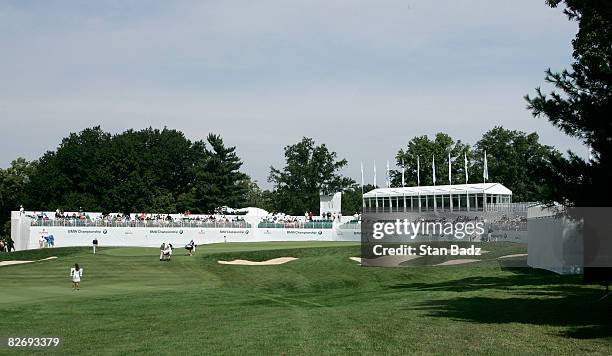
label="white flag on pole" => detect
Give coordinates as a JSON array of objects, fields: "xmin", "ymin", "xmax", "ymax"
[
  {"xmin": 483, "ymin": 151, "xmax": 489, "ymax": 182},
  {"xmin": 386, "ymin": 160, "xmax": 391, "ymax": 188},
  {"xmin": 360, "ymin": 161, "xmax": 364, "ymax": 191},
  {"xmin": 417, "ymin": 156, "xmax": 420, "ymax": 186},
  {"xmin": 464, "ymin": 152, "xmax": 469, "ymax": 184},
  {"xmin": 373, "ymin": 161, "xmax": 377, "ymax": 187},
  {"xmin": 432, "ymin": 155, "xmax": 436, "ymax": 185},
  {"xmin": 448, "ymin": 153, "xmax": 452, "ymax": 185},
  {"xmin": 401, "ymin": 159, "xmax": 405, "ymax": 187}
]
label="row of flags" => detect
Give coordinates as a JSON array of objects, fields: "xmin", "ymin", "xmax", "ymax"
[{"xmin": 360, "ymin": 151, "xmax": 489, "ymax": 189}]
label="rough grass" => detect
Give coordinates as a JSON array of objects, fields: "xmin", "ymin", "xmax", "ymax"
[{"xmin": 0, "ymin": 241, "xmax": 611, "ymax": 355}]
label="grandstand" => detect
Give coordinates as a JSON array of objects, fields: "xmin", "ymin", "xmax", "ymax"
[
  {"xmin": 362, "ymin": 183, "xmax": 513, "ymax": 213},
  {"xmin": 362, "ymin": 183, "xmax": 531, "ymax": 242},
  {"xmin": 10, "ymin": 207, "xmax": 360, "ymax": 251}
]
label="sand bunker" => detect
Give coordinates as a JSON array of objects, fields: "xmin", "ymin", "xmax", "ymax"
[
  {"xmin": 498, "ymin": 253, "xmax": 528, "ymax": 259},
  {"xmin": 0, "ymin": 256, "xmax": 57, "ymax": 267},
  {"xmin": 435, "ymin": 259, "xmax": 480, "ymax": 266},
  {"xmin": 349, "ymin": 255, "xmax": 422, "ymax": 266},
  {"xmin": 218, "ymin": 257, "xmax": 298, "ymax": 266}
]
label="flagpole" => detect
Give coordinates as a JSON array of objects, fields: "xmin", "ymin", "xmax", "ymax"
[
  {"xmin": 386, "ymin": 160, "xmax": 390, "ymax": 188},
  {"xmin": 432, "ymin": 155, "xmax": 436, "ymax": 186},
  {"xmin": 448, "ymin": 153, "xmax": 452, "ymax": 212},
  {"xmin": 483, "ymin": 151, "xmax": 488, "ymax": 183},
  {"xmin": 432, "ymin": 155, "xmax": 436, "ymax": 212},
  {"xmin": 360, "ymin": 161, "xmax": 364, "ymax": 195},
  {"xmin": 401, "ymin": 159, "xmax": 405, "ymax": 187},
  {"xmin": 374, "ymin": 160, "xmax": 377, "ymax": 188},
  {"xmin": 417, "ymin": 156, "xmax": 420, "ymax": 186},
  {"xmin": 448, "ymin": 153, "xmax": 452, "ymax": 185},
  {"xmin": 464, "ymin": 152, "xmax": 468, "ymax": 184}
]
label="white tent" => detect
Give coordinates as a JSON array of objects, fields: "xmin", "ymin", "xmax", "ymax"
[
  {"xmin": 362, "ymin": 183, "xmax": 512, "ymax": 213},
  {"xmin": 235, "ymin": 207, "xmax": 269, "ymax": 217},
  {"xmin": 363, "ymin": 183, "xmax": 512, "ymax": 198}
]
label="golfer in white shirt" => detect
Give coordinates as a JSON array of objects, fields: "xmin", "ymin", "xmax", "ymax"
[{"xmin": 70, "ymin": 264, "xmax": 83, "ymax": 290}]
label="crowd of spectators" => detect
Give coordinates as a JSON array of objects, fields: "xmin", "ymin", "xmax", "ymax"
[
  {"xmin": 0, "ymin": 238, "xmax": 15, "ymax": 253},
  {"xmin": 260, "ymin": 213, "xmax": 303, "ymax": 228},
  {"xmin": 29, "ymin": 208, "xmax": 249, "ymax": 228}
]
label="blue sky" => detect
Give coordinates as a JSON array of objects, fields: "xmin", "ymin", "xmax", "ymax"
[{"xmin": 0, "ymin": 0, "xmax": 583, "ymax": 187}]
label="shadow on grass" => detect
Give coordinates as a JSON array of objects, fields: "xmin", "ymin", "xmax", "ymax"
[
  {"xmin": 389, "ymin": 268, "xmax": 583, "ymax": 293},
  {"xmin": 392, "ymin": 269, "xmax": 612, "ymax": 339},
  {"xmin": 409, "ymin": 294, "xmax": 612, "ymax": 339}
]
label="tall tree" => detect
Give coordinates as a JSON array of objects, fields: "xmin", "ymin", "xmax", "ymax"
[
  {"xmin": 26, "ymin": 126, "xmax": 111, "ymax": 211},
  {"xmin": 341, "ymin": 184, "xmax": 376, "ymax": 216},
  {"xmin": 243, "ymin": 179, "xmax": 276, "ymax": 213},
  {"xmin": 394, "ymin": 133, "xmax": 472, "ymax": 187},
  {"xmin": 191, "ymin": 134, "xmax": 250, "ymax": 213},
  {"xmin": 0, "ymin": 158, "xmax": 35, "ymax": 230},
  {"xmin": 269, "ymin": 137, "xmax": 354, "ymax": 215},
  {"xmin": 525, "ymin": 0, "xmax": 612, "ymax": 206},
  {"xmin": 474, "ymin": 127, "xmax": 561, "ymax": 202}
]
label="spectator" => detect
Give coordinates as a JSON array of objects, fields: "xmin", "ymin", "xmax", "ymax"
[
  {"xmin": 185, "ymin": 240, "xmax": 195, "ymax": 256},
  {"xmin": 46, "ymin": 235, "xmax": 55, "ymax": 248},
  {"xmin": 159, "ymin": 243, "xmax": 166, "ymax": 261},
  {"xmin": 7, "ymin": 239, "xmax": 14, "ymax": 252},
  {"xmin": 70, "ymin": 263, "xmax": 83, "ymax": 291}
]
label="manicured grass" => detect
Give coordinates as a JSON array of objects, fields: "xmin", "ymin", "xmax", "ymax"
[{"xmin": 0, "ymin": 242, "xmax": 611, "ymax": 355}]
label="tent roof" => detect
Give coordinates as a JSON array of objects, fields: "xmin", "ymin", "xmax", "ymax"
[{"xmin": 362, "ymin": 183, "xmax": 512, "ymax": 198}]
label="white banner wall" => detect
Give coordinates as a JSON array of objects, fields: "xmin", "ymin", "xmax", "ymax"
[{"xmin": 26, "ymin": 225, "xmax": 361, "ymax": 249}]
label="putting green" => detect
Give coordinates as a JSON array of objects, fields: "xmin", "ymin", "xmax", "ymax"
[{"xmin": 0, "ymin": 241, "xmax": 610, "ymax": 355}]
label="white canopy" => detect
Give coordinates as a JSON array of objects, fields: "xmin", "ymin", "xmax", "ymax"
[
  {"xmin": 235, "ymin": 207, "xmax": 269, "ymax": 217},
  {"xmin": 362, "ymin": 183, "xmax": 512, "ymax": 198}
]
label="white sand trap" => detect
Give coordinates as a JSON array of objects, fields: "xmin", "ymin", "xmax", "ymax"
[
  {"xmin": 435, "ymin": 259, "xmax": 480, "ymax": 266},
  {"xmin": 349, "ymin": 255, "xmax": 421, "ymax": 266},
  {"xmin": 218, "ymin": 257, "xmax": 298, "ymax": 266},
  {"xmin": 0, "ymin": 256, "xmax": 58, "ymax": 267},
  {"xmin": 498, "ymin": 253, "xmax": 528, "ymax": 259}
]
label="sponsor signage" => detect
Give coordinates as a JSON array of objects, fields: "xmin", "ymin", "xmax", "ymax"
[
  {"xmin": 149, "ymin": 229, "xmax": 184, "ymax": 234},
  {"xmin": 285, "ymin": 230, "xmax": 323, "ymax": 236},
  {"xmin": 219, "ymin": 230, "xmax": 249, "ymax": 234},
  {"xmin": 67, "ymin": 229, "xmax": 107, "ymax": 234}
]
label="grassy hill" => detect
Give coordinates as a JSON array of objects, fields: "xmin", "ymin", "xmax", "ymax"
[{"xmin": 0, "ymin": 242, "xmax": 610, "ymax": 355}]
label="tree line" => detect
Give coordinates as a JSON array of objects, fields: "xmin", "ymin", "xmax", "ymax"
[{"xmin": 0, "ymin": 125, "xmax": 563, "ymax": 228}]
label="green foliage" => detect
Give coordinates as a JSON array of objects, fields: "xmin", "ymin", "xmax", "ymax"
[
  {"xmin": 0, "ymin": 158, "xmax": 35, "ymax": 231},
  {"xmin": 1, "ymin": 243, "xmax": 611, "ymax": 354},
  {"xmin": 341, "ymin": 184, "xmax": 375, "ymax": 215},
  {"xmin": 243, "ymin": 179, "xmax": 276, "ymax": 212},
  {"xmin": 191, "ymin": 134, "xmax": 250, "ymax": 213},
  {"xmin": 393, "ymin": 133, "xmax": 472, "ymax": 187},
  {"xmin": 269, "ymin": 137, "xmax": 355, "ymax": 215},
  {"xmin": 474, "ymin": 127, "xmax": 561, "ymax": 202},
  {"xmin": 23, "ymin": 127, "xmax": 250, "ymax": 214},
  {"xmin": 525, "ymin": 0, "xmax": 612, "ymax": 205}
]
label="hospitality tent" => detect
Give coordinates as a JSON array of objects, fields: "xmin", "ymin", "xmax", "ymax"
[{"xmin": 362, "ymin": 183, "xmax": 512, "ymax": 213}]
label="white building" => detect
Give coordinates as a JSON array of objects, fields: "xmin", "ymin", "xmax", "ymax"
[{"xmin": 362, "ymin": 183, "xmax": 513, "ymax": 213}]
